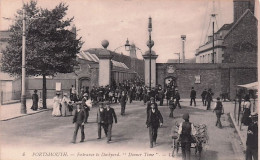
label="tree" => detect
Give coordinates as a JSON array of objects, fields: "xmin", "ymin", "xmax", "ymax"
[{"xmin": 1, "ymin": 1, "xmax": 82, "ymax": 108}]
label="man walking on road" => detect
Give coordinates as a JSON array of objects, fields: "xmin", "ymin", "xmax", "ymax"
[
  {"xmin": 72, "ymin": 103, "xmax": 86, "ymax": 143},
  {"xmin": 206, "ymin": 89, "xmax": 213, "ymax": 110},
  {"xmin": 120, "ymin": 91, "xmax": 127, "ymax": 116},
  {"xmin": 177, "ymin": 113, "xmax": 197, "ymax": 160},
  {"xmin": 190, "ymin": 87, "xmax": 196, "ymax": 106},
  {"xmin": 105, "ymin": 102, "xmax": 117, "ymax": 143},
  {"xmin": 169, "ymin": 96, "xmax": 175, "ymax": 118},
  {"xmin": 213, "ymin": 97, "xmax": 224, "ymax": 128},
  {"xmin": 97, "ymin": 103, "xmax": 107, "ymax": 139},
  {"xmin": 146, "ymin": 103, "xmax": 163, "ymax": 148},
  {"xmin": 201, "ymin": 89, "xmax": 207, "ymax": 106},
  {"xmin": 175, "ymin": 89, "xmax": 181, "ymax": 109}
]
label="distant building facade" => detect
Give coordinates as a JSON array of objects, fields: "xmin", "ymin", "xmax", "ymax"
[{"xmin": 195, "ymin": 0, "xmax": 257, "ymax": 64}]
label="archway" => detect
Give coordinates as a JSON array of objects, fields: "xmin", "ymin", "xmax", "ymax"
[{"xmin": 164, "ymin": 76, "xmax": 177, "ymax": 89}]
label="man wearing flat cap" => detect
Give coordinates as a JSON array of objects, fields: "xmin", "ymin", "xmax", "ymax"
[
  {"xmin": 177, "ymin": 113, "xmax": 197, "ymax": 160},
  {"xmin": 146, "ymin": 103, "xmax": 163, "ymax": 148},
  {"xmin": 246, "ymin": 112, "xmax": 258, "ymax": 160},
  {"xmin": 104, "ymin": 102, "xmax": 117, "ymax": 143},
  {"xmin": 146, "ymin": 97, "xmax": 158, "ymax": 115}
]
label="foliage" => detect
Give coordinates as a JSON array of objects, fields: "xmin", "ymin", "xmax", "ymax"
[{"xmin": 1, "ymin": 0, "xmax": 82, "ymax": 76}]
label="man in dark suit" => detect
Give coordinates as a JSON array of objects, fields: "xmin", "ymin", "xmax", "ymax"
[
  {"xmin": 104, "ymin": 102, "xmax": 117, "ymax": 143},
  {"xmin": 190, "ymin": 87, "xmax": 196, "ymax": 106},
  {"xmin": 97, "ymin": 103, "xmax": 107, "ymax": 139},
  {"xmin": 72, "ymin": 103, "xmax": 86, "ymax": 143},
  {"xmin": 201, "ymin": 89, "xmax": 207, "ymax": 106},
  {"xmin": 175, "ymin": 89, "xmax": 181, "ymax": 109},
  {"xmin": 146, "ymin": 103, "xmax": 163, "ymax": 148}
]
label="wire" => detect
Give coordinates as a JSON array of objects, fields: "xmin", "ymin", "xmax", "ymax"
[
  {"xmin": 204, "ymin": 17, "xmax": 212, "ymax": 44},
  {"xmin": 199, "ymin": 1, "xmax": 210, "ymax": 46}
]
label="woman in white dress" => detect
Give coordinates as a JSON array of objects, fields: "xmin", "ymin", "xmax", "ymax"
[
  {"xmin": 61, "ymin": 93, "xmax": 71, "ymax": 116},
  {"xmin": 52, "ymin": 93, "xmax": 61, "ymax": 116}
]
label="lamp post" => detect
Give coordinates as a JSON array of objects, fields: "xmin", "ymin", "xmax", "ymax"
[
  {"xmin": 3, "ymin": 5, "xmax": 45, "ymax": 114},
  {"xmin": 21, "ymin": 6, "xmax": 27, "ymax": 114},
  {"xmin": 147, "ymin": 17, "xmax": 154, "ymax": 90},
  {"xmin": 174, "ymin": 53, "xmax": 180, "ymax": 63}
]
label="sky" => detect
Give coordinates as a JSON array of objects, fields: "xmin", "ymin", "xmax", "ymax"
[{"xmin": 0, "ymin": 0, "xmax": 236, "ymax": 62}]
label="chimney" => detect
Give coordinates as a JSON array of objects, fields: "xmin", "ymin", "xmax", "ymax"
[{"xmin": 233, "ymin": 0, "xmax": 255, "ymax": 22}]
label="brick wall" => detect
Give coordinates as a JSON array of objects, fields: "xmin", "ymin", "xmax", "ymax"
[
  {"xmin": 156, "ymin": 63, "xmax": 257, "ymax": 99},
  {"xmin": 223, "ymin": 11, "xmax": 257, "ymax": 64}
]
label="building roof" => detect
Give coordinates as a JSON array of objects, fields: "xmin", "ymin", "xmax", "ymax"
[
  {"xmin": 216, "ymin": 23, "xmax": 233, "ymax": 34},
  {"xmin": 224, "ymin": 9, "xmax": 257, "ymax": 39},
  {"xmin": 77, "ymin": 51, "xmax": 129, "ymax": 69}
]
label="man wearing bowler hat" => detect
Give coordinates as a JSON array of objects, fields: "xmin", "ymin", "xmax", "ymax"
[
  {"xmin": 246, "ymin": 112, "xmax": 258, "ymax": 160},
  {"xmin": 104, "ymin": 101, "xmax": 117, "ymax": 143},
  {"xmin": 72, "ymin": 103, "xmax": 86, "ymax": 143}
]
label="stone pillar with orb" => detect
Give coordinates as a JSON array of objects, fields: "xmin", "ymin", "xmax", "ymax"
[{"xmin": 98, "ymin": 40, "xmax": 113, "ymax": 87}]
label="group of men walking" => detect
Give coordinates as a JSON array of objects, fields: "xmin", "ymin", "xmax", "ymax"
[{"xmin": 72, "ymin": 101, "xmax": 117, "ymax": 144}]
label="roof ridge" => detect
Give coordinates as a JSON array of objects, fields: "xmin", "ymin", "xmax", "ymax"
[{"xmin": 224, "ymin": 9, "xmax": 257, "ymax": 39}]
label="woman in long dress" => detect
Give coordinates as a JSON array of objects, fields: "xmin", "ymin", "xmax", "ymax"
[
  {"xmin": 31, "ymin": 89, "xmax": 39, "ymax": 111},
  {"xmin": 241, "ymin": 95, "xmax": 251, "ymax": 126},
  {"xmin": 61, "ymin": 93, "xmax": 71, "ymax": 116},
  {"xmin": 52, "ymin": 93, "xmax": 61, "ymax": 116}
]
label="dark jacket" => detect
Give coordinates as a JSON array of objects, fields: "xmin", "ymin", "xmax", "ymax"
[
  {"xmin": 146, "ymin": 101, "xmax": 158, "ymax": 114},
  {"xmin": 97, "ymin": 108, "xmax": 106, "ymax": 123},
  {"xmin": 190, "ymin": 90, "xmax": 196, "ymax": 98},
  {"xmin": 201, "ymin": 91, "xmax": 207, "ymax": 98},
  {"xmin": 175, "ymin": 92, "xmax": 180, "ymax": 100},
  {"xmin": 146, "ymin": 109, "xmax": 163, "ymax": 127},
  {"xmin": 105, "ymin": 108, "xmax": 117, "ymax": 124},
  {"xmin": 169, "ymin": 99, "xmax": 175, "ymax": 109},
  {"xmin": 206, "ymin": 92, "xmax": 213, "ymax": 101},
  {"xmin": 73, "ymin": 109, "xmax": 86, "ymax": 124},
  {"xmin": 246, "ymin": 121, "xmax": 258, "ymax": 148},
  {"xmin": 120, "ymin": 95, "xmax": 127, "ymax": 105}
]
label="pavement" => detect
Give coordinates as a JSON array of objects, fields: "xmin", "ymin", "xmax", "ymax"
[
  {"xmin": 0, "ymin": 99, "xmax": 245, "ymax": 160},
  {"xmin": 0, "ymin": 99, "xmax": 53, "ymax": 121}
]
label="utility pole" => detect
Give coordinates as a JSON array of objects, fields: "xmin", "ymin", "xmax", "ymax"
[{"xmin": 21, "ymin": 6, "xmax": 27, "ymax": 114}]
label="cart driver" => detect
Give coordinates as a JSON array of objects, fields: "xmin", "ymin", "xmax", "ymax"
[{"xmin": 177, "ymin": 113, "xmax": 197, "ymax": 160}]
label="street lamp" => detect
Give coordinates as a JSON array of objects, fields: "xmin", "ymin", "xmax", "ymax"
[
  {"xmin": 174, "ymin": 53, "xmax": 180, "ymax": 63},
  {"xmin": 3, "ymin": 5, "xmax": 45, "ymax": 114},
  {"xmin": 147, "ymin": 16, "xmax": 154, "ymax": 90},
  {"xmin": 125, "ymin": 38, "xmax": 130, "ymax": 51}
]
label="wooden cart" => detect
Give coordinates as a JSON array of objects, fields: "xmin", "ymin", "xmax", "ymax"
[{"xmin": 171, "ymin": 123, "xmax": 208, "ymax": 160}]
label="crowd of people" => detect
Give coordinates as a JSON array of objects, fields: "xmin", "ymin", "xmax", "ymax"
[{"xmin": 29, "ymin": 78, "xmax": 257, "ymax": 160}]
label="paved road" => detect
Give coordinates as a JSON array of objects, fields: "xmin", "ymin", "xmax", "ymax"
[{"xmin": 0, "ymin": 100, "xmax": 244, "ymax": 160}]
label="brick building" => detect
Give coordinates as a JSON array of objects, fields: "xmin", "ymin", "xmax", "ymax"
[
  {"xmin": 195, "ymin": 0, "xmax": 257, "ymax": 64},
  {"xmin": 156, "ymin": 0, "xmax": 257, "ymax": 99},
  {"xmin": 11, "ymin": 50, "xmax": 143, "ymax": 99}
]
